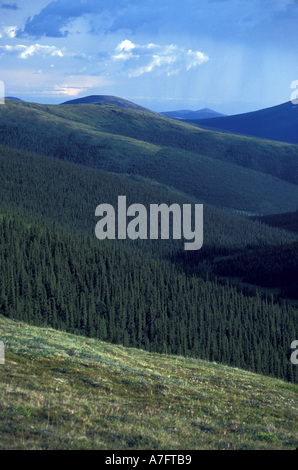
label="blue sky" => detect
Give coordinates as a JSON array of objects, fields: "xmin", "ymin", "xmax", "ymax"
[{"xmin": 0, "ymin": 0, "xmax": 298, "ymax": 114}]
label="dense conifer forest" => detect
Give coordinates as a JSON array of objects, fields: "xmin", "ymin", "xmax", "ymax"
[{"xmin": 0, "ymin": 214, "xmax": 297, "ymax": 383}]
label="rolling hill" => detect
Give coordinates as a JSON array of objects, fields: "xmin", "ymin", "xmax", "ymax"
[
  {"xmin": 189, "ymin": 100, "xmax": 298, "ymax": 145},
  {"xmin": 1, "ymin": 99, "xmax": 298, "ymax": 213},
  {"xmin": 0, "ymin": 315, "xmax": 297, "ymax": 450}
]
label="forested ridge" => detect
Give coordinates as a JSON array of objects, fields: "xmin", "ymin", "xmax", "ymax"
[
  {"xmin": 1, "ymin": 101, "xmax": 298, "ymax": 215},
  {"xmin": 0, "ymin": 144, "xmax": 296, "ymax": 250},
  {"xmin": 2, "ymin": 99, "xmax": 298, "ymax": 187}
]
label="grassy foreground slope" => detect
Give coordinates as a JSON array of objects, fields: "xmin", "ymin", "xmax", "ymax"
[{"xmin": 0, "ymin": 316, "xmax": 297, "ymax": 450}]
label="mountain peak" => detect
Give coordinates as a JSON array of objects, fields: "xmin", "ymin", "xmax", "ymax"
[
  {"xmin": 60, "ymin": 95, "xmax": 155, "ymax": 113},
  {"xmin": 5, "ymin": 96, "xmax": 23, "ymax": 102}
]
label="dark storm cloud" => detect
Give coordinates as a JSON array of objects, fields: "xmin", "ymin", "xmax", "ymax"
[
  {"xmin": 18, "ymin": 0, "xmax": 166, "ymax": 38},
  {"xmin": 19, "ymin": 0, "xmax": 109, "ymax": 38}
]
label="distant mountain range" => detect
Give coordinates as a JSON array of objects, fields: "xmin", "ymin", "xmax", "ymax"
[
  {"xmin": 161, "ymin": 108, "xmax": 226, "ymax": 120},
  {"xmin": 189, "ymin": 100, "xmax": 298, "ymax": 145},
  {"xmin": 6, "ymin": 95, "xmax": 298, "ymax": 146}
]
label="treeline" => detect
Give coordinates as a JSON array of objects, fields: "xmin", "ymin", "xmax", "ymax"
[{"xmin": 0, "ymin": 214, "xmax": 297, "ymax": 383}]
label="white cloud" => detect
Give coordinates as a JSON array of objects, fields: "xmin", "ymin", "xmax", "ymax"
[
  {"xmin": 3, "ymin": 25, "xmax": 18, "ymax": 38},
  {"xmin": 186, "ymin": 49, "xmax": 210, "ymax": 70},
  {"xmin": 0, "ymin": 44, "xmax": 64, "ymax": 59},
  {"xmin": 51, "ymin": 85, "xmax": 88, "ymax": 97},
  {"xmin": 112, "ymin": 40, "xmax": 209, "ymax": 77},
  {"xmin": 0, "ymin": 69, "xmax": 112, "ymax": 98},
  {"xmin": 115, "ymin": 39, "xmax": 136, "ymax": 56},
  {"xmin": 51, "ymin": 75, "xmax": 112, "ymax": 96},
  {"xmin": 20, "ymin": 45, "xmax": 64, "ymax": 59}
]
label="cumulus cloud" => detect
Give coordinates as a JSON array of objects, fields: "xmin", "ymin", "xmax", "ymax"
[
  {"xmin": 0, "ymin": 44, "xmax": 64, "ymax": 59},
  {"xmin": 186, "ymin": 50, "xmax": 210, "ymax": 70},
  {"xmin": 113, "ymin": 39, "xmax": 137, "ymax": 61},
  {"xmin": 2, "ymin": 25, "xmax": 18, "ymax": 38},
  {"xmin": 113, "ymin": 40, "xmax": 209, "ymax": 77}
]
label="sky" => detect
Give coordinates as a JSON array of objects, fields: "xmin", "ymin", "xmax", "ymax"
[{"xmin": 0, "ymin": 0, "xmax": 298, "ymax": 114}]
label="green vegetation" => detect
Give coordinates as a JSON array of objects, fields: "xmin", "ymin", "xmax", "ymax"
[
  {"xmin": 1, "ymin": 100, "xmax": 298, "ymax": 214},
  {"xmin": 0, "ymin": 316, "xmax": 297, "ymax": 450},
  {"xmin": 1, "ymin": 143, "xmax": 296, "ymax": 250}
]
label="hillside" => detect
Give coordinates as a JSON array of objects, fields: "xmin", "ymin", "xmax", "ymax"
[
  {"xmin": 1, "ymin": 100, "xmax": 298, "ymax": 213},
  {"xmin": 0, "ymin": 316, "xmax": 297, "ymax": 450},
  {"xmin": 1, "ymin": 143, "xmax": 297, "ymax": 252},
  {"xmin": 190, "ymin": 101, "xmax": 298, "ymax": 145}
]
